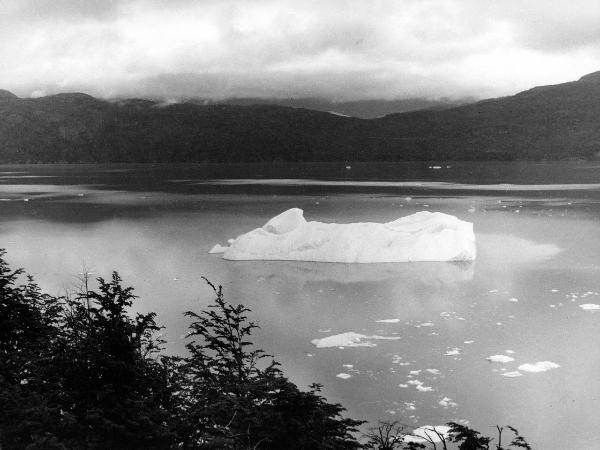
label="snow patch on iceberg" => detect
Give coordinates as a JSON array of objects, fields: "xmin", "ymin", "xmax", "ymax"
[{"xmin": 213, "ymin": 208, "xmax": 476, "ymax": 263}]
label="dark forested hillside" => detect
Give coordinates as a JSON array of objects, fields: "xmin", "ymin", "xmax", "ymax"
[{"xmin": 1, "ymin": 71, "xmax": 600, "ymax": 163}]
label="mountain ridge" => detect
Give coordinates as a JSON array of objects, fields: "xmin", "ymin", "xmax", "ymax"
[{"xmin": 1, "ymin": 72, "xmax": 600, "ymax": 163}]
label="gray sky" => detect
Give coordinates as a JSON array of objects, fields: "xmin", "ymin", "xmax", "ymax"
[{"xmin": 2, "ymin": 0, "xmax": 600, "ymax": 100}]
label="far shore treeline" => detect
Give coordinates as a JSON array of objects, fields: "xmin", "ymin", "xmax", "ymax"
[
  {"xmin": 1, "ymin": 71, "xmax": 600, "ymax": 164},
  {"xmin": 0, "ymin": 249, "xmax": 532, "ymax": 449}
]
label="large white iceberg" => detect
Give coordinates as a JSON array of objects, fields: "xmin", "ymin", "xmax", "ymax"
[{"xmin": 211, "ymin": 208, "xmax": 476, "ymax": 263}]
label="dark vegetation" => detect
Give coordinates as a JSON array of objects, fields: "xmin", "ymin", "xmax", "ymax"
[
  {"xmin": 0, "ymin": 249, "xmax": 531, "ymax": 449},
  {"xmin": 1, "ymin": 71, "xmax": 600, "ymax": 163}
]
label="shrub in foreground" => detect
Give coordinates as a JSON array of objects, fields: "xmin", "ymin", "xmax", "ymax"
[{"xmin": 0, "ymin": 250, "xmax": 530, "ymax": 449}]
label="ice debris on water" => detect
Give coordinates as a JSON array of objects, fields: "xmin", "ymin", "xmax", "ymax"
[
  {"xmin": 487, "ymin": 355, "xmax": 515, "ymax": 363},
  {"xmin": 518, "ymin": 361, "xmax": 560, "ymax": 373},
  {"xmin": 311, "ymin": 332, "xmax": 400, "ymax": 348},
  {"xmin": 403, "ymin": 426, "xmax": 451, "ymax": 444}
]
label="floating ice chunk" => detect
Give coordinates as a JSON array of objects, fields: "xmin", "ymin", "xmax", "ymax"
[
  {"xmin": 439, "ymin": 397, "xmax": 457, "ymax": 408},
  {"xmin": 216, "ymin": 209, "xmax": 476, "ymax": 263},
  {"xmin": 336, "ymin": 373, "xmax": 352, "ymax": 379},
  {"xmin": 312, "ymin": 332, "xmax": 371, "ymax": 348},
  {"xmin": 311, "ymin": 332, "xmax": 400, "ymax": 348},
  {"xmin": 416, "ymin": 321, "xmax": 435, "ymax": 328},
  {"xmin": 376, "ymin": 318, "xmax": 401, "ymax": 323},
  {"xmin": 408, "ymin": 379, "xmax": 433, "ymax": 392},
  {"xmin": 508, "ymin": 297, "xmax": 519, "ymax": 302},
  {"xmin": 580, "ymin": 304, "xmax": 600, "ymax": 310},
  {"xmin": 518, "ymin": 361, "xmax": 560, "ymax": 373},
  {"xmin": 399, "ymin": 384, "xmax": 408, "ymax": 388},
  {"xmin": 409, "ymin": 370, "xmax": 421, "ymax": 376},
  {"xmin": 502, "ymin": 371, "xmax": 523, "ymax": 378},
  {"xmin": 404, "ymin": 426, "xmax": 451, "ymax": 444},
  {"xmin": 208, "ymin": 244, "xmax": 228, "ymax": 254},
  {"xmin": 487, "ymin": 355, "xmax": 515, "ymax": 363},
  {"xmin": 426, "ymin": 369, "xmax": 440, "ymax": 375},
  {"xmin": 445, "ymin": 347, "xmax": 462, "ymax": 356},
  {"xmin": 342, "ymin": 364, "xmax": 354, "ymax": 369}
]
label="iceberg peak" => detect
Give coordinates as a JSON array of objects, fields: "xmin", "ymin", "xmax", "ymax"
[{"xmin": 262, "ymin": 207, "xmax": 306, "ymax": 234}]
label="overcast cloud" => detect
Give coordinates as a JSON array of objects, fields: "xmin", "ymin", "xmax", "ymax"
[{"xmin": 1, "ymin": 0, "xmax": 600, "ymax": 100}]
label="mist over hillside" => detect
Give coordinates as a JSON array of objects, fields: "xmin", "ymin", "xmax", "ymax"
[{"xmin": 1, "ymin": 72, "xmax": 599, "ymax": 163}]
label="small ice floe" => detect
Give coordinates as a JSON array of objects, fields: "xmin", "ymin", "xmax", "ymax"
[
  {"xmin": 508, "ymin": 297, "xmax": 519, "ymax": 303},
  {"xmin": 518, "ymin": 361, "xmax": 560, "ymax": 373},
  {"xmin": 407, "ymin": 379, "xmax": 433, "ymax": 392},
  {"xmin": 376, "ymin": 318, "xmax": 401, "ymax": 323},
  {"xmin": 487, "ymin": 355, "xmax": 515, "ymax": 363},
  {"xmin": 551, "ymin": 289, "xmax": 559, "ymax": 293},
  {"xmin": 404, "ymin": 426, "xmax": 451, "ymax": 444},
  {"xmin": 208, "ymin": 244, "xmax": 228, "ymax": 254},
  {"xmin": 506, "ymin": 350, "xmax": 515, "ymax": 354},
  {"xmin": 426, "ymin": 369, "xmax": 440, "ymax": 375},
  {"xmin": 579, "ymin": 304, "xmax": 600, "ymax": 311},
  {"xmin": 404, "ymin": 402, "xmax": 416, "ymax": 411},
  {"xmin": 311, "ymin": 332, "xmax": 400, "ymax": 348},
  {"xmin": 445, "ymin": 347, "xmax": 462, "ymax": 356},
  {"xmin": 399, "ymin": 384, "xmax": 409, "ymax": 388},
  {"xmin": 415, "ymin": 321, "xmax": 435, "ymax": 328},
  {"xmin": 468, "ymin": 207, "xmax": 476, "ymax": 213},
  {"xmin": 336, "ymin": 373, "xmax": 352, "ymax": 380},
  {"xmin": 438, "ymin": 397, "xmax": 457, "ymax": 408},
  {"xmin": 496, "ymin": 322, "xmax": 503, "ymax": 326},
  {"xmin": 440, "ymin": 311, "xmax": 460, "ymax": 320},
  {"xmin": 463, "ymin": 340, "xmax": 474, "ymax": 344},
  {"xmin": 409, "ymin": 370, "xmax": 422, "ymax": 376},
  {"xmin": 502, "ymin": 371, "xmax": 523, "ymax": 378},
  {"xmin": 342, "ymin": 364, "xmax": 354, "ymax": 369},
  {"xmin": 345, "ymin": 165, "xmax": 352, "ymax": 170},
  {"xmin": 489, "ymin": 289, "xmax": 499, "ymax": 293}
]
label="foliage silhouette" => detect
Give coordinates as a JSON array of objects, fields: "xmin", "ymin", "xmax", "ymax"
[{"xmin": 0, "ymin": 250, "xmax": 532, "ymax": 449}]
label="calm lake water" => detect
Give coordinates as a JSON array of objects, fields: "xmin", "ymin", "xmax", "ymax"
[{"xmin": 2, "ymin": 162, "xmax": 600, "ymax": 449}]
